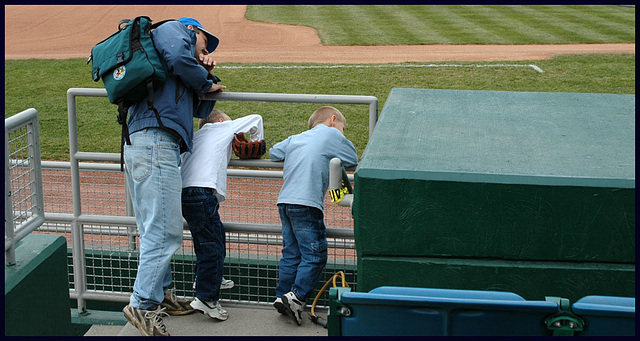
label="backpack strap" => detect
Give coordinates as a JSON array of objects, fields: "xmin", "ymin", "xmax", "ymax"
[
  {"xmin": 117, "ymin": 80, "xmax": 166, "ymax": 173},
  {"xmin": 150, "ymin": 19, "xmax": 175, "ymax": 29},
  {"xmin": 117, "ymin": 101, "xmax": 131, "ymax": 172},
  {"xmin": 146, "ymin": 81, "xmax": 165, "ymax": 129}
]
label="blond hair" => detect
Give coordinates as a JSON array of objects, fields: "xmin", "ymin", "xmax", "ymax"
[
  {"xmin": 308, "ymin": 106, "xmax": 345, "ymax": 130},
  {"xmin": 198, "ymin": 108, "xmax": 228, "ymax": 129}
]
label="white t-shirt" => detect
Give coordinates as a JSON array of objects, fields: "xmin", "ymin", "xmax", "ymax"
[{"xmin": 180, "ymin": 114, "xmax": 264, "ymax": 202}]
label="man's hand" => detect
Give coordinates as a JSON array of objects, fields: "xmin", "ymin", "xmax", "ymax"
[
  {"xmin": 208, "ymin": 83, "xmax": 226, "ymax": 93},
  {"xmin": 198, "ymin": 53, "xmax": 216, "ymax": 73},
  {"xmin": 200, "ymin": 83, "xmax": 226, "ymax": 99}
]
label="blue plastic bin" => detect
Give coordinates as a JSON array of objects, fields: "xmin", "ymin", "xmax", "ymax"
[
  {"xmin": 339, "ymin": 286, "xmax": 558, "ymax": 336},
  {"xmin": 572, "ymin": 295, "xmax": 635, "ymax": 336}
]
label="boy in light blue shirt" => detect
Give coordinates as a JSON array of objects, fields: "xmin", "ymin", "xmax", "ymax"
[{"xmin": 269, "ymin": 106, "xmax": 358, "ymax": 325}]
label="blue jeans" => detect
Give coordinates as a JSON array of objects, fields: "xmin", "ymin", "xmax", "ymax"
[
  {"xmin": 275, "ymin": 204, "xmax": 328, "ymax": 302},
  {"xmin": 181, "ymin": 187, "xmax": 226, "ymax": 302},
  {"xmin": 124, "ymin": 128, "xmax": 183, "ymax": 309}
]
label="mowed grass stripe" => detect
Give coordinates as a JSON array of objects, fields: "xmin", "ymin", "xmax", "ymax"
[
  {"xmin": 246, "ymin": 5, "xmax": 635, "ymax": 45},
  {"xmin": 551, "ymin": 5, "xmax": 636, "ymax": 40},
  {"xmin": 339, "ymin": 6, "xmax": 388, "ymax": 45},
  {"xmin": 514, "ymin": 5, "xmax": 630, "ymax": 43},
  {"xmin": 435, "ymin": 5, "xmax": 509, "ymax": 44},
  {"xmin": 381, "ymin": 6, "xmax": 453, "ymax": 44},
  {"xmin": 491, "ymin": 6, "xmax": 574, "ymax": 43}
]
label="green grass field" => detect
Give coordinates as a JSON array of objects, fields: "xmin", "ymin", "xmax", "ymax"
[
  {"xmin": 246, "ymin": 5, "xmax": 635, "ymax": 45},
  {"xmin": 4, "ymin": 5, "xmax": 636, "ymax": 161}
]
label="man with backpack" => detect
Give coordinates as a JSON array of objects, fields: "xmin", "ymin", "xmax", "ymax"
[{"xmin": 122, "ymin": 17, "xmax": 226, "ymax": 337}]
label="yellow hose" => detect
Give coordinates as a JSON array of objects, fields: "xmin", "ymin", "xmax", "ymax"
[{"xmin": 310, "ymin": 271, "xmax": 350, "ymax": 320}]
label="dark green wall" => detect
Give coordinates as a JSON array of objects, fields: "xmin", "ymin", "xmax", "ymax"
[
  {"xmin": 353, "ymin": 88, "xmax": 635, "ymax": 300},
  {"xmin": 5, "ymin": 234, "xmax": 73, "ymax": 336}
]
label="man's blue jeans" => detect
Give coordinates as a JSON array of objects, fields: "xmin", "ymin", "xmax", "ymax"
[
  {"xmin": 275, "ymin": 204, "xmax": 328, "ymax": 302},
  {"xmin": 181, "ymin": 187, "xmax": 225, "ymax": 302},
  {"xmin": 124, "ymin": 127, "xmax": 183, "ymax": 309}
]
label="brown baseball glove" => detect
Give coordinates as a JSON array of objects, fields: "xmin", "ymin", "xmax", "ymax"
[{"xmin": 233, "ymin": 134, "xmax": 266, "ymax": 159}]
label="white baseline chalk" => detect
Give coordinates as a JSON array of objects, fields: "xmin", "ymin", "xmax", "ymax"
[{"xmin": 218, "ymin": 64, "xmax": 545, "ymax": 73}]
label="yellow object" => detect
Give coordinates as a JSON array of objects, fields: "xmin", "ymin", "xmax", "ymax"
[
  {"xmin": 310, "ymin": 271, "xmax": 350, "ymax": 323},
  {"xmin": 329, "ymin": 187, "xmax": 349, "ymax": 203}
]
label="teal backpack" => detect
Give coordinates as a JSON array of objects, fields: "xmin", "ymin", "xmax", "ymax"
[{"xmin": 88, "ymin": 16, "xmax": 172, "ymax": 170}]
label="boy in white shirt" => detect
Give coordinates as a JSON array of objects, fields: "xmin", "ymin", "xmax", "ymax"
[{"xmin": 180, "ymin": 108, "xmax": 264, "ymax": 321}]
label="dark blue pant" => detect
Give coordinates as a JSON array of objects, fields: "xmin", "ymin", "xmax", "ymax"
[
  {"xmin": 275, "ymin": 203, "xmax": 328, "ymax": 301},
  {"xmin": 181, "ymin": 187, "xmax": 225, "ymax": 302}
]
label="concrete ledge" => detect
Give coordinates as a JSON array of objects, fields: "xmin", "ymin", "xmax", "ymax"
[{"xmin": 71, "ymin": 309, "xmax": 127, "ymax": 326}]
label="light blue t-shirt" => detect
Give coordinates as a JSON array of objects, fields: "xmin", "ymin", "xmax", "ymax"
[{"xmin": 269, "ymin": 124, "xmax": 358, "ymax": 211}]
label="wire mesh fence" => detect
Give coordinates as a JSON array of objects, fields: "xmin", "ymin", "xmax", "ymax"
[
  {"xmin": 5, "ymin": 108, "xmax": 44, "ymax": 265},
  {"xmin": 37, "ymin": 165, "xmax": 357, "ymax": 308}
]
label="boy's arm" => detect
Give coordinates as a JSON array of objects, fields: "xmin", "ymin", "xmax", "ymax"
[
  {"xmin": 330, "ymin": 129, "xmax": 358, "ymax": 167},
  {"xmin": 232, "ymin": 114, "xmax": 264, "ymax": 141},
  {"xmin": 269, "ymin": 138, "xmax": 289, "ymax": 161},
  {"xmin": 337, "ymin": 140, "xmax": 358, "ymax": 167}
]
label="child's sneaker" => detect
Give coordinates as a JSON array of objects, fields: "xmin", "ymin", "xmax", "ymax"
[
  {"xmin": 192, "ymin": 277, "xmax": 234, "ymax": 290},
  {"xmin": 273, "ymin": 297, "xmax": 287, "ymax": 315},
  {"xmin": 282, "ymin": 291, "xmax": 306, "ymax": 326},
  {"xmin": 123, "ymin": 304, "xmax": 170, "ymax": 336},
  {"xmin": 220, "ymin": 277, "xmax": 235, "ymax": 290},
  {"xmin": 160, "ymin": 288, "xmax": 195, "ymax": 315},
  {"xmin": 190, "ymin": 297, "xmax": 229, "ymax": 321}
]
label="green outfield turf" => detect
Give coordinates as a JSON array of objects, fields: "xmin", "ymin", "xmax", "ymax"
[{"xmin": 246, "ymin": 5, "xmax": 635, "ymax": 45}]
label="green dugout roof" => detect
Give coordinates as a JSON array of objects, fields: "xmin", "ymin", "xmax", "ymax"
[{"xmin": 357, "ymin": 88, "xmax": 635, "ymax": 188}]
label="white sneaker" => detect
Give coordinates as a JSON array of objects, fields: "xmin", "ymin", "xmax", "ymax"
[
  {"xmin": 220, "ymin": 277, "xmax": 235, "ymax": 290},
  {"xmin": 190, "ymin": 297, "xmax": 229, "ymax": 321},
  {"xmin": 193, "ymin": 277, "xmax": 234, "ymax": 290},
  {"xmin": 282, "ymin": 291, "xmax": 306, "ymax": 326}
]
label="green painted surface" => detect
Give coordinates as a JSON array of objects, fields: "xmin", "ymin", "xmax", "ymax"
[
  {"xmin": 358, "ymin": 256, "xmax": 635, "ymax": 302},
  {"xmin": 354, "ymin": 179, "xmax": 634, "ymax": 262},
  {"xmin": 353, "ymin": 88, "xmax": 635, "ymax": 296},
  {"xmin": 5, "ymin": 234, "xmax": 73, "ymax": 336},
  {"xmin": 357, "ymin": 88, "xmax": 635, "ymax": 187}
]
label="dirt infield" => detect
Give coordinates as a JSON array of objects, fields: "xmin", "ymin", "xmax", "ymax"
[{"xmin": 5, "ymin": 5, "xmax": 635, "ymax": 63}]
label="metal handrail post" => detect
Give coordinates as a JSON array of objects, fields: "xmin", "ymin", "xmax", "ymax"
[
  {"xmin": 67, "ymin": 89, "xmax": 91, "ymax": 314},
  {"xmin": 5, "ymin": 127, "xmax": 16, "ymax": 265}
]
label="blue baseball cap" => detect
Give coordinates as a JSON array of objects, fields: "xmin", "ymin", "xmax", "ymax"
[{"xmin": 178, "ymin": 17, "xmax": 220, "ymax": 53}]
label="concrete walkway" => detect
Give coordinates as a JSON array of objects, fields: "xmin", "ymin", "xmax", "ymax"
[{"xmin": 84, "ymin": 303, "xmax": 329, "ymax": 337}]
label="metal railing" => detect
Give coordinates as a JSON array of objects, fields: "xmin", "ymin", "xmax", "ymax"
[
  {"xmin": 5, "ymin": 108, "xmax": 45, "ymax": 265},
  {"xmin": 60, "ymin": 88, "xmax": 377, "ymax": 313}
]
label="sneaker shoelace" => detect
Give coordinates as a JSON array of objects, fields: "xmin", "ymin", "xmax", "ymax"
[
  {"xmin": 145, "ymin": 307, "xmax": 169, "ymax": 333},
  {"xmin": 166, "ymin": 288, "xmax": 177, "ymax": 303}
]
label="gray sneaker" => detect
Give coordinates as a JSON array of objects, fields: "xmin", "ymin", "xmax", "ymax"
[
  {"xmin": 190, "ymin": 297, "xmax": 229, "ymax": 321},
  {"xmin": 160, "ymin": 288, "xmax": 195, "ymax": 315},
  {"xmin": 123, "ymin": 304, "xmax": 170, "ymax": 336},
  {"xmin": 282, "ymin": 291, "xmax": 306, "ymax": 326}
]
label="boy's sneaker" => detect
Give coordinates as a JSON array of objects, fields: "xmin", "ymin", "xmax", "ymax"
[
  {"xmin": 123, "ymin": 304, "xmax": 170, "ymax": 336},
  {"xmin": 220, "ymin": 277, "xmax": 235, "ymax": 290},
  {"xmin": 282, "ymin": 291, "xmax": 306, "ymax": 326},
  {"xmin": 161, "ymin": 288, "xmax": 195, "ymax": 315},
  {"xmin": 192, "ymin": 277, "xmax": 234, "ymax": 290},
  {"xmin": 190, "ymin": 297, "xmax": 229, "ymax": 321},
  {"xmin": 273, "ymin": 297, "xmax": 287, "ymax": 315}
]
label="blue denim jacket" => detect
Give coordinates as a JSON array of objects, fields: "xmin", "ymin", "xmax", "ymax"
[{"xmin": 127, "ymin": 20, "xmax": 218, "ymax": 153}]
